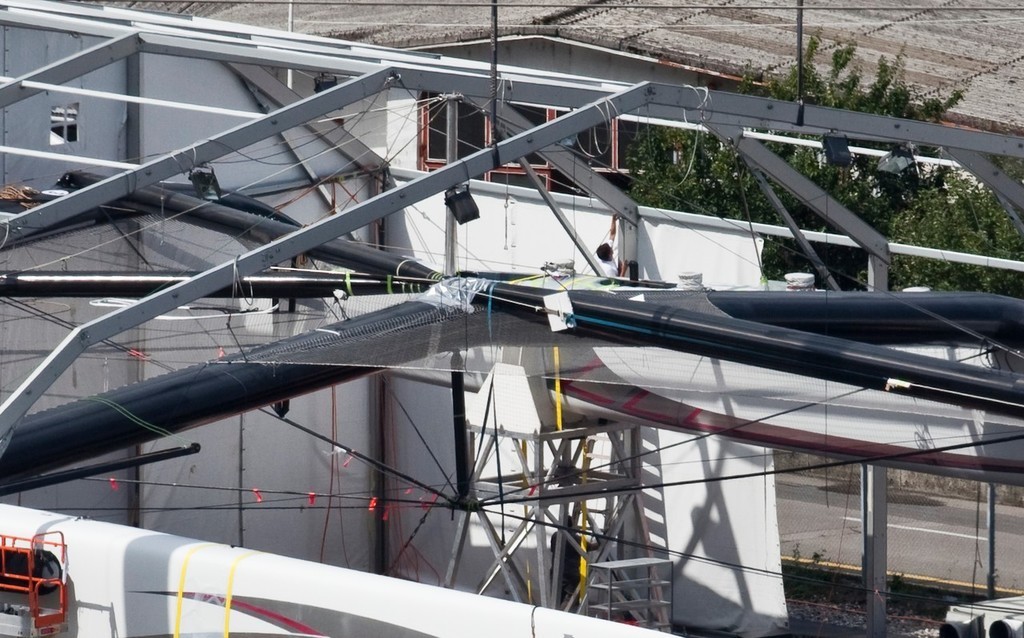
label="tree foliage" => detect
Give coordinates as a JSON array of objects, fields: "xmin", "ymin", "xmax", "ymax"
[{"xmin": 625, "ymin": 36, "xmax": 1024, "ymax": 296}]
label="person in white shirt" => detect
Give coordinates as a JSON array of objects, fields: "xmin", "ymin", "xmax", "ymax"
[{"xmin": 595, "ymin": 215, "xmax": 621, "ymax": 277}]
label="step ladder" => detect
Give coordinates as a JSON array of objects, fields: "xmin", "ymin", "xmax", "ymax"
[{"xmin": 586, "ymin": 557, "xmax": 673, "ymax": 632}]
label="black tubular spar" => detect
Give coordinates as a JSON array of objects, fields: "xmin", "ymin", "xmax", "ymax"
[
  {"xmin": 706, "ymin": 290, "xmax": 1024, "ymax": 346},
  {"xmin": 0, "ymin": 443, "xmax": 200, "ymax": 497},
  {"xmin": 487, "ymin": 283, "xmax": 1024, "ymax": 420},
  {"xmin": 58, "ymin": 172, "xmax": 441, "ymax": 281},
  {"xmin": 0, "ymin": 271, "xmax": 430, "ymax": 298},
  {"xmin": 0, "ymin": 300, "xmax": 451, "ymax": 480}
]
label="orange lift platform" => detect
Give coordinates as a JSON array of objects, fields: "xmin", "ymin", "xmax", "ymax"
[{"xmin": 0, "ymin": 532, "xmax": 67, "ymax": 637}]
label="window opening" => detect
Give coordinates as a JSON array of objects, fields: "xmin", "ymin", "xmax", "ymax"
[{"xmin": 50, "ymin": 103, "xmax": 79, "ymax": 146}]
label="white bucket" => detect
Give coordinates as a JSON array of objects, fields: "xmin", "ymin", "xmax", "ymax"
[
  {"xmin": 678, "ymin": 271, "xmax": 704, "ymax": 291},
  {"xmin": 784, "ymin": 272, "xmax": 815, "ymax": 291}
]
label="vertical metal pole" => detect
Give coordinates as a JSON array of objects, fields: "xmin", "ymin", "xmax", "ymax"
[
  {"xmin": 124, "ymin": 50, "xmax": 143, "ymax": 527},
  {"xmin": 988, "ymin": 483, "xmax": 997, "ymax": 598},
  {"xmin": 372, "ymin": 378, "xmax": 388, "ymax": 575},
  {"xmin": 238, "ymin": 415, "xmax": 246, "ymax": 546},
  {"xmin": 445, "ymin": 95, "xmax": 459, "ymax": 276},
  {"xmin": 864, "ymin": 254, "xmax": 889, "ymax": 636},
  {"xmin": 796, "ymin": 0, "xmax": 804, "ymax": 126},
  {"xmin": 286, "ymin": 2, "xmax": 295, "ymax": 90},
  {"xmin": 867, "ymin": 255, "xmax": 889, "ymax": 291},
  {"xmin": 862, "ymin": 463, "xmax": 887, "ymax": 638},
  {"xmin": 490, "ymin": 0, "xmax": 499, "ymax": 146},
  {"xmin": 451, "ymin": 352, "xmax": 470, "ymax": 501}
]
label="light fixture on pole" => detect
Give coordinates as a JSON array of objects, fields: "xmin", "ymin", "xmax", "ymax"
[
  {"xmin": 822, "ymin": 134, "xmax": 852, "ymax": 167},
  {"xmin": 877, "ymin": 144, "xmax": 916, "ymax": 174},
  {"xmin": 444, "ymin": 186, "xmax": 480, "ymax": 225},
  {"xmin": 188, "ymin": 166, "xmax": 222, "ymax": 201}
]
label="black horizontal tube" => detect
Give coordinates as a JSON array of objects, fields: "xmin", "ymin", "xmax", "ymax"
[
  {"xmin": 488, "ymin": 283, "xmax": 1024, "ymax": 421},
  {"xmin": 58, "ymin": 171, "xmax": 442, "ymax": 281},
  {"xmin": 0, "ymin": 271, "xmax": 430, "ymax": 299},
  {"xmin": 707, "ymin": 290, "xmax": 1024, "ymax": 347},
  {"xmin": 0, "ymin": 443, "xmax": 201, "ymax": 497}
]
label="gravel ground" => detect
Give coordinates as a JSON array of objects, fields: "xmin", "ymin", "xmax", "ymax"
[{"xmin": 787, "ymin": 600, "xmax": 943, "ymax": 638}]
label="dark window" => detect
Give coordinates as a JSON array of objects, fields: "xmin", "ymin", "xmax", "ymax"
[
  {"xmin": 509, "ymin": 104, "xmax": 548, "ymax": 166},
  {"xmin": 616, "ymin": 119, "xmax": 640, "ymax": 170},
  {"xmin": 569, "ymin": 119, "xmax": 613, "ymax": 168},
  {"xmin": 423, "ymin": 93, "xmax": 486, "ymax": 161}
]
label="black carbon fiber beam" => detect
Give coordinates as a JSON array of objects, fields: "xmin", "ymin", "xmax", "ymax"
[{"xmin": 487, "ymin": 283, "xmax": 1024, "ymax": 421}]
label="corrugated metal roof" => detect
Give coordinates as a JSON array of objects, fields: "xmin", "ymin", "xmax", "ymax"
[{"xmin": 139, "ymin": 0, "xmax": 1024, "ymax": 131}]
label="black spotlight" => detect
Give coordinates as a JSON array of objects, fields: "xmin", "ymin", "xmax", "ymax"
[
  {"xmin": 444, "ymin": 186, "xmax": 480, "ymax": 225},
  {"xmin": 877, "ymin": 144, "xmax": 916, "ymax": 174},
  {"xmin": 314, "ymin": 73, "xmax": 339, "ymax": 93},
  {"xmin": 822, "ymin": 134, "xmax": 852, "ymax": 167},
  {"xmin": 188, "ymin": 166, "xmax": 222, "ymax": 201}
]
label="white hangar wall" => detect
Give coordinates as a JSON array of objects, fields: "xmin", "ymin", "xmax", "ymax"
[{"xmin": 386, "ymin": 168, "xmax": 764, "ymax": 285}]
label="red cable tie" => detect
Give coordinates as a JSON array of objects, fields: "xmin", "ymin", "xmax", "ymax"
[
  {"xmin": 308, "ymin": 492, "xmax": 316, "ymax": 506},
  {"xmin": 127, "ymin": 348, "xmax": 148, "ymax": 360},
  {"xmin": 368, "ymin": 496, "xmax": 378, "ymax": 511},
  {"xmin": 343, "ymin": 454, "xmax": 352, "ymax": 468},
  {"xmin": 108, "ymin": 477, "xmax": 119, "ymax": 491},
  {"xmin": 529, "ymin": 484, "xmax": 537, "ymax": 496},
  {"xmin": 252, "ymin": 488, "xmax": 263, "ymax": 503}
]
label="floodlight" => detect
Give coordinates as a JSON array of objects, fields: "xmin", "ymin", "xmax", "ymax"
[
  {"xmin": 822, "ymin": 134, "xmax": 852, "ymax": 166},
  {"xmin": 314, "ymin": 73, "xmax": 338, "ymax": 93},
  {"xmin": 877, "ymin": 145, "xmax": 916, "ymax": 174},
  {"xmin": 444, "ymin": 186, "xmax": 480, "ymax": 225},
  {"xmin": 188, "ymin": 166, "xmax": 222, "ymax": 201}
]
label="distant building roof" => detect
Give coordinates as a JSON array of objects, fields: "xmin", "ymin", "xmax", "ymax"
[{"xmin": 140, "ymin": 0, "xmax": 1024, "ymax": 133}]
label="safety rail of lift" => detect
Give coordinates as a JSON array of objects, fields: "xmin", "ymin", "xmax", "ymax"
[{"xmin": 0, "ymin": 531, "xmax": 67, "ymax": 631}]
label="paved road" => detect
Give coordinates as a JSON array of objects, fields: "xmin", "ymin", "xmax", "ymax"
[{"xmin": 776, "ymin": 474, "xmax": 1024, "ymax": 592}]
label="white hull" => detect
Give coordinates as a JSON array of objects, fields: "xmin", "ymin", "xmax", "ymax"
[{"xmin": 0, "ymin": 505, "xmax": 665, "ymax": 638}]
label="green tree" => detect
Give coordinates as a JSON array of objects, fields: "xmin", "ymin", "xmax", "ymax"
[
  {"xmin": 889, "ymin": 174, "xmax": 1024, "ymax": 297},
  {"xmin": 624, "ymin": 36, "xmax": 1020, "ymax": 293}
]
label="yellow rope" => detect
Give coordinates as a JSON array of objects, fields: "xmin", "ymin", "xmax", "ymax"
[
  {"xmin": 174, "ymin": 544, "xmax": 215, "ymax": 638},
  {"xmin": 223, "ymin": 551, "xmax": 261, "ymax": 638}
]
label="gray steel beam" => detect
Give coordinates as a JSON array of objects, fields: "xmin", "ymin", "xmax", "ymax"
[
  {"xmin": 444, "ymin": 94, "xmax": 460, "ymax": 275},
  {"xmin": 135, "ymin": 31, "xmax": 1024, "ymax": 164},
  {"xmin": 230, "ymin": 62, "xmax": 381, "ymax": 227},
  {"xmin": 517, "ymin": 159, "xmax": 606, "ymax": 277},
  {"xmin": 747, "ymin": 168, "xmax": 841, "ymax": 291},
  {"xmin": 993, "ymin": 193, "xmax": 1024, "ymax": 239},
  {"xmin": 2, "ymin": 67, "xmax": 400, "ymax": 241},
  {"xmin": 125, "ymin": 47, "xmax": 142, "ymax": 166},
  {"xmin": 0, "ymin": 31, "xmax": 140, "ymax": 110},
  {"xmin": 11, "ymin": 8, "xmax": 1024, "ymax": 166},
  {"xmin": 0, "ymin": 6, "xmax": 127, "ymax": 38},
  {"xmin": 132, "ymin": 30, "xmax": 1024, "ymax": 167},
  {"xmin": 493, "ymin": 102, "xmax": 640, "ymax": 227},
  {"xmin": 138, "ymin": 33, "xmax": 384, "ymax": 80},
  {"xmin": 707, "ymin": 123, "xmax": 891, "ymax": 263},
  {"xmin": 945, "ymin": 148, "xmax": 1024, "ymax": 237},
  {"xmin": 867, "ymin": 255, "xmax": 889, "ymax": 291},
  {"xmin": 862, "ymin": 464, "xmax": 888, "ymax": 638},
  {"xmin": 229, "ymin": 63, "xmax": 388, "ymax": 181},
  {"xmin": 0, "ymin": 81, "xmax": 658, "ymax": 462}
]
